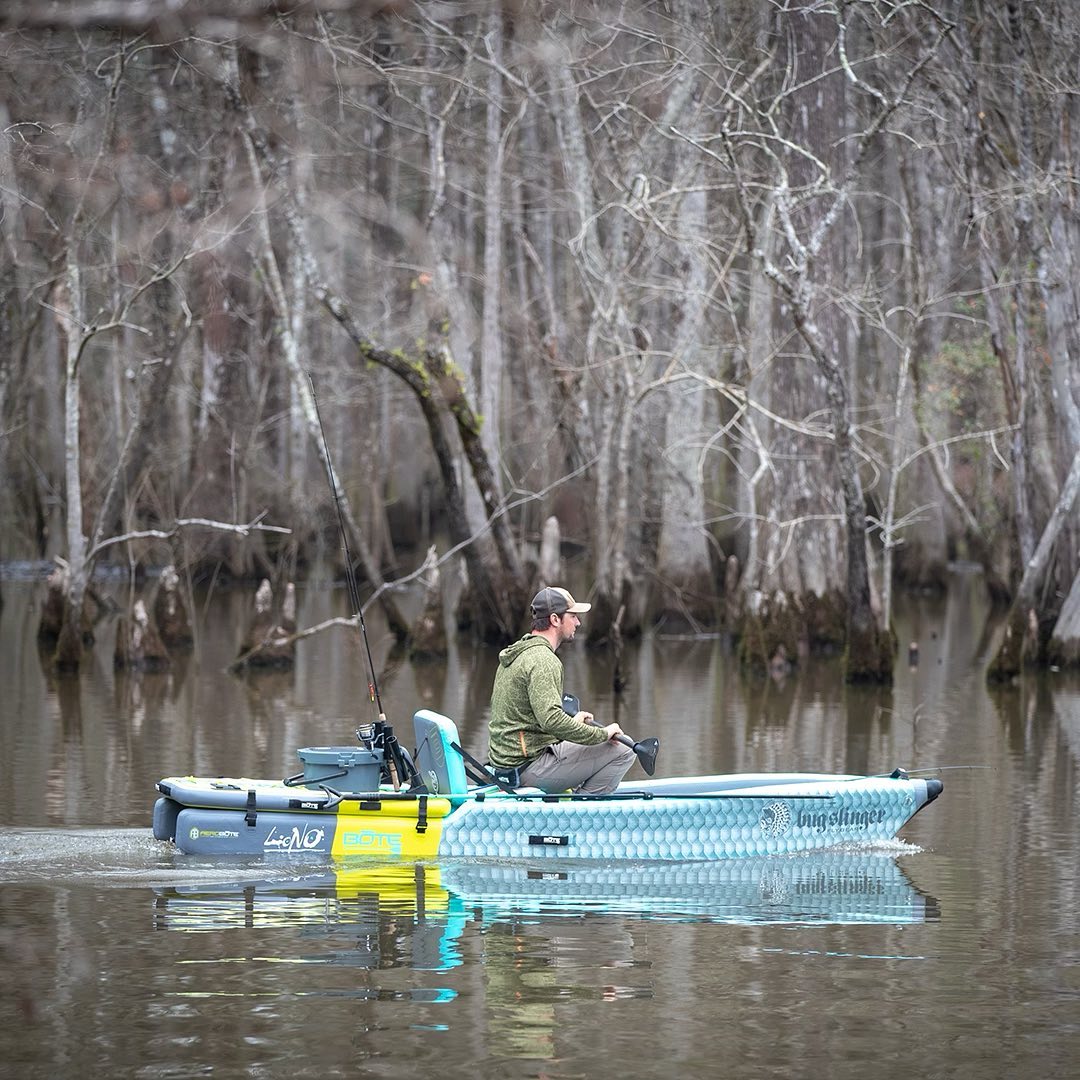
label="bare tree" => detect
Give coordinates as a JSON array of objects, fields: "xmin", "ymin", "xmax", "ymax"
[{"xmin": 683, "ymin": 1, "xmax": 953, "ymax": 680}]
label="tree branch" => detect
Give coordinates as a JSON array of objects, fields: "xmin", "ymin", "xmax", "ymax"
[{"xmin": 88, "ymin": 515, "xmax": 290, "ymax": 562}]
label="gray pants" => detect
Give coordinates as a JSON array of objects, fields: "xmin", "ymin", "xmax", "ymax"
[{"xmin": 519, "ymin": 739, "xmax": 636, "ymax": 794}]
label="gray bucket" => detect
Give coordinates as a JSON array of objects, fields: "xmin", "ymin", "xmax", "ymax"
[{"xmin": 297, "ymin": 746, "xmax": 382, "ymax": 792}]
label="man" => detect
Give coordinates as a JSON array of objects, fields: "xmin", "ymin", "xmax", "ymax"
[{"xmin": 487, "ymin": 586, "xmax": 636, "ymax": 794}]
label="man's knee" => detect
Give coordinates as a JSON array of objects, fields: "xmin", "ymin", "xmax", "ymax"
[{"xmin": 596, "ymin": 741, "xmax": 635, "ymax": 770}]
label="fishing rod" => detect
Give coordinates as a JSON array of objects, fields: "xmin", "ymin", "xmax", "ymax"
[
  {"xmin": 309, "ymin": 374, "xmax": 384, "ymax": 726},
  {"xmin": 308, "ymin": 374, "xmax": 421, "ymax": 791}
]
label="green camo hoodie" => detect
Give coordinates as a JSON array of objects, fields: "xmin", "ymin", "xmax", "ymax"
[{"xmin": 487, "ymin": 635, "xmax": 610, "ymax": 768}]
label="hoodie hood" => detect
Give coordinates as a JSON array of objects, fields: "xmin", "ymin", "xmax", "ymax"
[{"xmin": 498, "ymin": 634, "xmax": 553, "ymax": 668}]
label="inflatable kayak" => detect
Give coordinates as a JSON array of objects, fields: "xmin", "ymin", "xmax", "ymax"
[{"xmin": 153, "ymin": 709, "xmax": 942, "ymax": 861}]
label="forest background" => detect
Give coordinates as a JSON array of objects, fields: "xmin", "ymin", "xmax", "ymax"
[{"xmin": 1, "ymin": 0, "xmax": 1079, "ymax": 683}]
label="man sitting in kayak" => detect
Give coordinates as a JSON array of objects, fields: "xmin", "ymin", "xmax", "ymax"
[{"xmin": 487, "ymin": 586, "xmax": 635, "ymax": 794}]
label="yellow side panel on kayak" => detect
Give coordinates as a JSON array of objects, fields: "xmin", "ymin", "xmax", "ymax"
[{"xmin": 329, "ymin": 797, "xmax": 450, "ymax": 859}]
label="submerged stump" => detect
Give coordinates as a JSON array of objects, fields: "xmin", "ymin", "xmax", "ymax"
[
  {"xmin": 236, "ymin": 579, "xmax": 297, "ymax": 669},
  {"xmin": 1048, "ymin": 572, "xmax": 1080, "ymax": 669},
  {"xmin": 409, "ymin": 548, "xmax": 447, "ymax": 662},
  {"xmin": 37, "ymin": 564, "xmax": 96, "ymax": 648},
  {"xmin": 844, "ymin": 620, "xmax": 895, "ymax": 684},
  {"xmin": 114, "ymin": 598, "xmax": 171, "ymax": 672},
  {"xmin": 153, "ymin": 565, "xmax": 193, "ymax": 650},
  {"xmin": 738, "ymin": 590, "xmax": 804, "ymax": 677},
  {"xmin": 37, "ymin": 567, "xmax": 67, "ymax": 643},
  {"xmin": 987, "ymin": 606, "xmax": 1034, "ymax": 683}
]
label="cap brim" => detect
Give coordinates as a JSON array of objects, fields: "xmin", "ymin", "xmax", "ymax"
[{"xmin": 566, "ymin": 602, "xmax": 591, "ymax": 613}]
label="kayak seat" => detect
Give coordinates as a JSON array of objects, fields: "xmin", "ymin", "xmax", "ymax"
[{"xmin": 413, "ymin": 710, "xmax": 469, "ymax": 804}]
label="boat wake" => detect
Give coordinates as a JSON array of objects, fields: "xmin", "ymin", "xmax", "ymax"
[{"xmin": 0, "ymin": 826, "xmax": 325, "ymax": 888}]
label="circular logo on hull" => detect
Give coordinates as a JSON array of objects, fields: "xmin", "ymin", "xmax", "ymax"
[{"xmin": 759, "ymin": 801, "xmax": 792, "ymax": 837}]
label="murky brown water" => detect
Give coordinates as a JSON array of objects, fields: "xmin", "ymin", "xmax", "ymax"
[{"xmin": 1, "ymin": 570, "xmax": 1078, "ymax": 1079}]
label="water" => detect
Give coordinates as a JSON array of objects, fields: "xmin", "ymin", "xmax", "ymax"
[{"xmin": 1, "ymin": 572, "xmax": 1078, "ymax": 1078}]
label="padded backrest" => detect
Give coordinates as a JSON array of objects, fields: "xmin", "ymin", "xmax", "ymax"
[{"xmin": 413, "ymin": 710, "xmax": 469, "ymax": 802}]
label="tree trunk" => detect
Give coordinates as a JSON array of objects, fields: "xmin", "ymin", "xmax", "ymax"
[
  {"xmin": 479, "ymin": 7, "xmax": 506, "ymax": 494},
  {"xmin": 988, "ymin": 448, "xmax": 1080, "ymax": 680},
  {"xmin": 420, "ymin": 38, "xmax": 489, "ymax": 545},
  {"xmin": 794, "ymin": 303, "xmax": 893, "ymax": 681},
  {"xmin": 958, "ymin": 10, "xmax": 1043, "ymax": 580},
  {"xmin": 54, "ymin": 251, "xmax": 91, "ymax": 670},
  {"xmin": 889, "ymin": 150, "xmax": 957, "ymax": 592},
  {"xmin": 654, "ymin": 183, "xmax": 716, "ymax": 631},
  {"xmin": 1049, "ymin": 569, "xmax": 1080, "ymax": 668}
]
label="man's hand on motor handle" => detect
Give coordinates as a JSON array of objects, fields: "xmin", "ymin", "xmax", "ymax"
[{"xmin": 580, "ymin": 712, "xmax": 625, "ymax": 741}]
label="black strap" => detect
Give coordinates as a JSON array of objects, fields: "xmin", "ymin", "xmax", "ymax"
[
  {"xmin": 244, "ymin": 788, "xmax": 257, "ymax": 828},
  {"xmin": 383, "ymin": 727, "xmax": 421, "ymax": 790},
  {"xmin": 415, "ymin": 794, "xmax": 428, "ymax": 833},
  {"xmin": 450, "ymin": 741, "xmax": 519, "ymax": 794}
]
